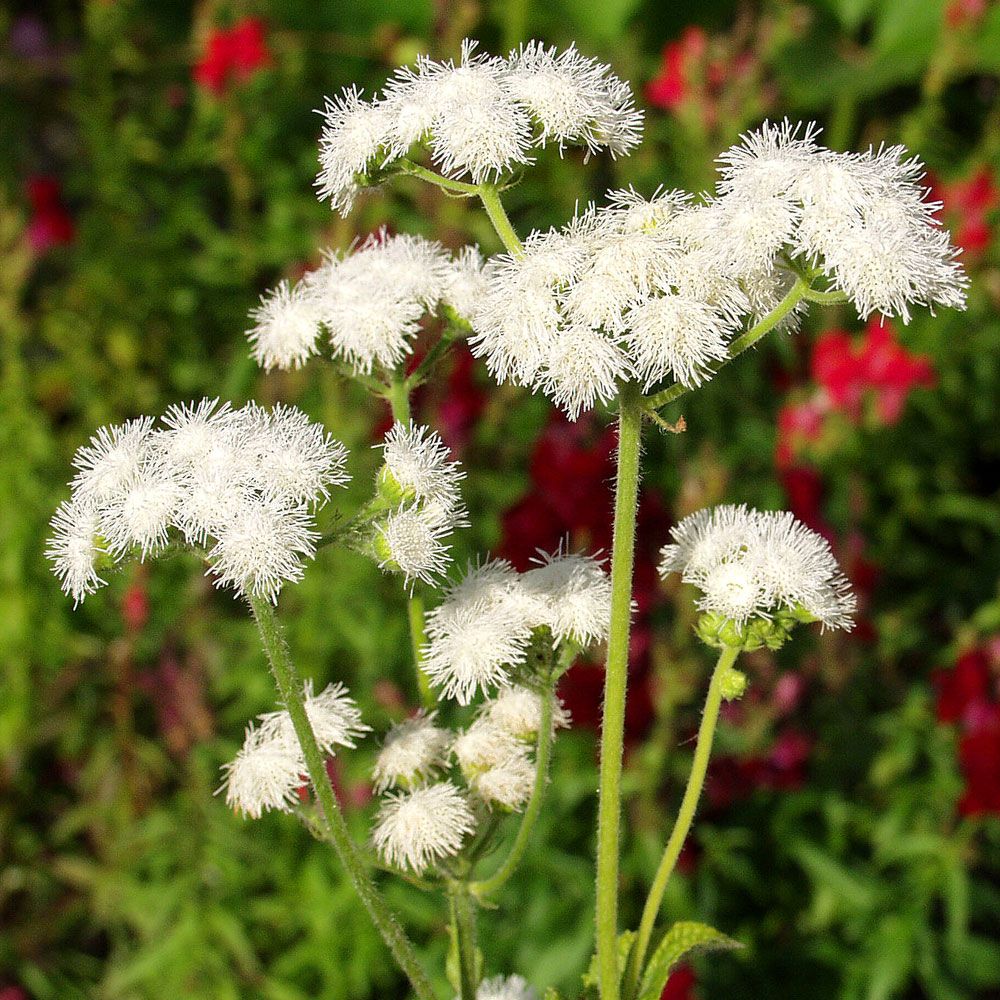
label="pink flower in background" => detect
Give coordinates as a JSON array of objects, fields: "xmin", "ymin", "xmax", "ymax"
[
  {"xmin": 25, "ymin": 176, "xmax": 74, "ymax": 252},
  {"xmin": 775, "ymin": 398, "xmax": 825, "ymax": 469},
  {"xmin": 647, "ymin": 27, "xmax": 707, "ymax": 111},
  {"xmin": 194, "ymin": 17, "xmax": 271, "ymax": 95}
]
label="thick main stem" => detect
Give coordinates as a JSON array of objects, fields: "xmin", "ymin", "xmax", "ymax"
[
  {"xmin": 249, "ymin": 597, "xmax": 436, "ymax": 1000},
  {"xmin": 449, "ymin": 881, "xmax": 480, "ymax": 1000},
  {"xmin": 386, "ymin": 372, "xmax": 435, "ymax": 709},
  {"xmin": 595, "ymin": 383, "xmax": 644, "ymax": 1000},
  {"xmin": 470, "ymin": 682, "xmax": 556, "ymax": 898},
  {"xmin": 622, "ymin": 645, "xmax": 740, "ymax": 1000}
]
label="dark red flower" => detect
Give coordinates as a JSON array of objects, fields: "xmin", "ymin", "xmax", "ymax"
[
  {"xmin": 662, "ymin": 964, "xmax": 696, "ymax": 1000},
  {"xmin": 25, "ymin": 175, "xmax": 74, "ymax": 253},
  {"xmin": 933, "ymin": 648, "xmax": 991, "ymax": 725},
  {"xmin": 957, "ymin": 707, "xmax": 1000, "ymax": 816}
]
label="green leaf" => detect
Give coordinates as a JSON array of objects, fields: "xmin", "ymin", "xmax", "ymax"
[
  {"xmin": 582, "ymin": 930, "xmax": 636, "ymax": 991},
  {"xmin": 636, "ymin": 922, "xmax": 742, "ymax": 1000}
]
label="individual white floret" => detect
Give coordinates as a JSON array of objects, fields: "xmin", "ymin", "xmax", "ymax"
[
  {"xmin": 70, "ymin": 417, "xmax": 154, "ymax": 504},
  {"xmin": 483, "ymin": 686, "xmax": 571, "ymax": 741},
  {"xmin": 46, "ymin": 497, "xmax": 107, "ymax": 605},
  {"xmin": 441, "ymin": 245, "xmax": 488, "ymax": 322},
  {"xmin": 206, "ymin": 495, "xmax": 319, "ymax": 603},
  {"xmin": 378, "ymin": 504, "xmax": 453, "ymax": 588},
  {"xmin": 158, "ymin": 398, "xmax": 235, "ymax": 472},
  {"xmin": 522, "ymin": 550, "xmax": 612, "ymax": 646},
  {"xmin": 716, "ymin": 118, "xmax": 823, "ymax": 199},
  {"xmin": 658, "ymin": 504, "xmax": 856, "ymax": 630},
  {"xmin": 471, "ymin": 975, "xmax": 540, "ymax": 1000},
  {"xmin": 625, "ymin": 294, "xmax": 733, "ymax": 389},
  {"xmin": 471, "ymin": 750, "xmax": 536, "ymax": 811},
  {"xmin": 541, "ymin": 324, "xmax": 631, "ymax": 421},
  {"xmin": 316, "ymin": 86, "xmax": 395, "ymax": 215},
  {"xmin": 503, "ymin": 41, "xmax": 643, "ymax": 157},
  {"xmin": 220, "ymin": 725, "xmax": 304, "ymax": 819},
  {"xmin": 605, "ymin": 186, "xmax": 691, "ymax": 232},
  {"xmin": 258, "ymin": 680, "xmax": 369, "ymax": 756},
  {"xmin": 452, "ymin": 718, "xmax": 522, "ymax": 775},
  {"xmin": 246, "ymin": 279, "xmax": 323, "ymax": 371},
  {"xmin": 380, "ymin": 422, "xmax": 465, "ymax": 516},
  {"xmin": 97, "ymin": 461, "xmax": 183, "ymax": 559},
  {"xmin": 373, "ymin": 711, "xmax": 452, "ymax": 793},
  {"xmin": 372, "ymin": 781, "xmax": 477, "ymax": 873}
]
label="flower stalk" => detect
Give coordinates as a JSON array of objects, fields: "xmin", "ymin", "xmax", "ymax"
[
  {"xmin": 449, "ymin": 878, "xmax": 480, "ymax": 1000},
  {"xmin": 249, "ymin": 596, "xmax": 437, "ymax": 1000}
]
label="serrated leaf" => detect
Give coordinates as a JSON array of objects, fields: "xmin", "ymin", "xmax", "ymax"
[{"xmin": 636, "ymin": 922, "xmax": 742, "ymax": 1000}]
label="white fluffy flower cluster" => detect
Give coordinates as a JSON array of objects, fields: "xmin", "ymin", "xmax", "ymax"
[
  {"xmin": 471, "ymin": 122, "xmax": 966, "ymax": 418},
  {"xmin": 374, "ymin": 422, "xmax": 468, "ymax": 588},
  {"xmin": 247, "ymin": 231, "xmax": 486, "ymax": 373},
  {"xmin": 461, "ymin": 975, "xmax": 539, "ymax": 1000},
  {"xmin": 221, "ymin": 682, "xmax": 368, "ymax": 819},
  {"xmin": 317, "ymin": 39, "xmax": 642, "ymax": 214},
  {"xmin": 47, "ymin": 399, "xmax": 349, "ymax": 604},
  {"xmin": 658, "ymin": 504, "xmax": 856, "ymax": 631},
  {"xmin": 423, "ymin": 550, "xmax": 611, "ymax": 704}
]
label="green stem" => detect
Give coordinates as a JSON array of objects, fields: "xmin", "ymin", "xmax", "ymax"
[
  {"xmin": 595, "ymin": 382, "xmax": 644, "ymax": 1000},
  {"xmin": 470, "ymin": 683, "xmax": 556, "ymax": 898},
  {"xmin": 449, "ymin": 881, "xmax": 480, "ymax": 1000},
  {"xmin": 478, "ymin": 185, "xmax": 524, "ymax": 257},
  {"xmin": 399, "ymin": 158, "xmax": 482, "ymax": 196},
  {"xmin": 622, "ymin": 645, "xmax": 740, "ymax": 1000},
  {"xmin": 249, "ymin": 597, "xmax": 436, "ymax": 1000},
  {"xmin": 802, "ymin": 287, "xmax": 849, "ymax": 305},
  {"xmin": 643, "ymin": 277, "xmax": 810, "ymax": 412},
  {"xmin": 385, "ymin": 371, "xmax": 436, "ymax": 710},
  {"xmin": 406, "ymin": 329, "xmax": 460, "ymax": 391}
]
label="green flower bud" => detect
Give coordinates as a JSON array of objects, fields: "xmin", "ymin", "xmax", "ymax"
[{"xmin": 718, "ymin": 665, "xmax": 749, "ymax": 701}]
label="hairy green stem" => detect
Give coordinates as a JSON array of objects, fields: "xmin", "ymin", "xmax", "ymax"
[
  {"xmin": 478, "ymin": 185, "xmax": 525, "ymax": 257},
  {"xmin": 386, "ymin": 371, "xmax": 436, "ymax": 709},
  {"xmin": 470, "ymin": 682, "xmax": 556, "ymax": 898},
  {"xmin": 595, "ymin": 382, "xmax": 644, "ymax": 1000},
  {"xmin": 399, "ymin": 158, "xmax": 482, "ymax": 195},
  {"xmin": 449, "ymin": 880, "xmax": 480, "ymax": 1000},
  {"xmin": 622, "ymin": 645, "xmax": 740, "ymax": 1000},
  {"xmin": 249, "ymin": 597, "xmax": 436, "ymax": 1000},
  {"xmin": 643, "ymin": 278, "xmax": 810, "ymax": 412}
]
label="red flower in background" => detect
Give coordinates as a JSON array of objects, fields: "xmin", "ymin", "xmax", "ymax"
[
  {"xmin": 647, "ymin": 27, "xmax": 707, "ymax": 111},
  {"xmin": 932, "ymin": 165, "xmax": 998, "ymax": 256},
  {"xmin": 662, "ymin": 964, "xmax": 696, "ymax": 999},
  {"xmin": 933, "ymin": 644, "xmax": 1000, "ymax": 816},
  {"xmin": 194, "ymin": 17, "xmax": 271, "ymax": 95},
  {"xmin": 25, "ymin": 175, "xmax": 74, "ymax": 253}
]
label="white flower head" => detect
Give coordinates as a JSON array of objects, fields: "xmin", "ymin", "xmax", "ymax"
[
  {"xmin": 441, "ymin": 245, "xmax": 488, "ymax": 322},
  {"xmin": 220, "ymin": 725, "xmax": 304, "ymax": 819},
  {"xmin": 158, "ymin": 398, "xmax": 235, "ymax": 472},
  {"xmin": 97, "ymin": 460, "xmax": 183, "ymax": 559},
  {"xmin": 522, "ymin": 549, "xmax": 612, "ymax": 646},
  {"xmin": 659, "ymin": 504, "xmax": 856, "ymax": 630},
  {"xmin": 484, "ymin": 686, "xmax": 571, "ymax": 741},
  {"xmin": 46, "ymin": 497, "xmax": 106, "ymax": 606},
  {"xmin": 470, "ymin": 975, "xmax": 540, "ymax": 1000},
  {"xmin": 471, "ymin": 750, "xmax": 536, "ymax": 811},
  {"xmin": 373, "ymin": 711, "xmax": 452, "ymax": 793},
  {"xmin": 377, "ymin": 504, "xmax": 453, "ymax": 589},
  {"xmin": 258, "ymin": 681, "xmax": 370, "ymax": 756},
  {"xmin": 247, "ymin": 279, "xmax": 323, "ymax": 371},
  {"xmin": 452, "ymin": 718, "xmax": 522, "ymax": 775},
  {"xmin": 372, "ymin": 781, "xmax": 477, "ymax": 873},
  {"xmin": 541, "ymin": 324, "xmax": 631, "ymax": 420},
  {"xmin": 380, "ymin": 421, "xmax": 466, "ymax": 516},
  {"xmin": 71, "ymin": 417, "xmax": 154, "ymax": 503}
]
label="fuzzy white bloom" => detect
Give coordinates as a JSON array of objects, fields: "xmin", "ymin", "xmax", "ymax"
[
  {"xmin": 49, "ymin": 401, "xmax": 351, "ymax": 605},
  {"xmin": 471, "ymin": 750, "xmax": 536, "ymax": 811},
  {"xmin": 247, "ymin": 279, "xmax": 323, "ymax": 371},
  {"xmin": 452, "ymin": 718, "xmax": 522, "ymax": 775},
  {"xmin": 659, "ymin": 504, "xmax": 856, "ymax": 630},
  {"xmin": 522, "ymin": 550, "xmax": 612, "ymax": 646},
  {"xmin": 258, "ymin": 681, "xmax": 370, "ymax": 756},
  {"xmin": 467, "ymin": 975, "xmax": 539, "ymax": 1000},
  {"xmin": 442, "ymin": 245, "xmax": 489, "ymax": 322},
  {"xmin": 317, "ymin": 39, "xmax": 642, "ymax": 217},
  {"xmin": 372, "ymin": 781, "xmax": 477, "ymax": 873},
  {"xmin": 483, "ymin": 686, "xmax": 571, "ymax": 740},
  {"xmin": 541, "ymin": 324, "xmax": 632, "ymax": 420},
  {"xmin": 380, "ymin": 422, "xmax": 466, "ymax": 516},
  {"xmin": 422, "ymin": 561, "xmax": 535, "ymax": 704},
  {"xmin": 46, "ymin": 497, "xmax": 106, "ymax": 605},
  {"xmin": 220, "ymin": 725, "xmax": 304, "ymax": 819},
  {"xmin": 377, "ymin": 504, "xmax": 453, "ymax": 589},
  {"xmin": 373, "ymin": 712, "xmax": 452, "ymax": 793}
]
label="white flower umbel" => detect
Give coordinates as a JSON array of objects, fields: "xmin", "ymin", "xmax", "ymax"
[
  {"xmin": 373, "ymin": 711, "xmax": 452, "ymax": 793},
  {"xmin": 380, "ymin": 422, "xmax": 466, "ymax": 516},
  {"xmin": 49, "ymin": 401, "xmax": 351, "ymax": 605},
  {"xmin": 372, "ymin": 781, "xmax": 477, "ymax": 873},
  {"xmin": 471, "ymin": 974, "xmax": 540, "ymax": 1000},
  {"xmin": 484, "ymin": 686, "xmax": 571, "ymax": 741},
  {"xmin": 521, "ymin": 549, "xmax": 612, "ymax": 646},
  {"xmin": 659, "ymin": 504, "xmax": 856, "ymax": 631},
  {"xmin": 221, "ymin": 725, "xmax": 305, "ymax": 819},
  {"xmin": 318, "ymin": 39, "xmax": 642, "ymax": 216},
  {"xmin": 247, "ymin": 279, "xmax": 323, "ymax": 371},
  {"xmin": 258, "ymin": 681, "xmax": 370, "ymax": 757}
]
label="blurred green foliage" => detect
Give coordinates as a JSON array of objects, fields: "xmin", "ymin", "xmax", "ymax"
[{"xmin": 2, "ymin": 1, "xmax": 1000, "ymax": 998}]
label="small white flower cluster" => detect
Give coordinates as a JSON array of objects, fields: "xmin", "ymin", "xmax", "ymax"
[
  {"xmin": 370, "ymin": 685, "xmax": 569, "ymax": 871},
  {"xmin": 247, "ymin": 231, "xmax": 486, "ymax": 374},
  {"xmin": 658, "ymin": 504, "xmax": 856, "ymax": 631},
  {"xmin": 471, "ymin": 122, "xmax": 966, "ymax": 418},
  {"xmin": 374, "ymin": 422, "xmax": 468, "ymax": 588},
  {"xmin": 463, "ymin": 975, "xmax": 539, "ymax": 1000},
  {"xmin": 222, "ymin": 682, "xmax": 369, "ymax": 819},
  {"xmin": 423, "ymin": 550, "xmax": 611, "ymax": 704},
  {"xmin": 317, "ymin": 39, "xmax": 643, "ymax": 214},
  {"xmin": 47, "ymin": 399, "xmax": 349, "ymax": 605}
]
